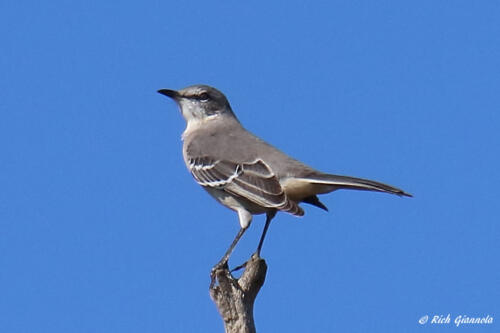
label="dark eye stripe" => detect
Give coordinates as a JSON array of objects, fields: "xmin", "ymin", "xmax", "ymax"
[{"xmin": 193, "ymin": 92, "xmax": 209, "ymax": 101}]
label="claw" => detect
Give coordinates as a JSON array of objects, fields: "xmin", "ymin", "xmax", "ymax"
[
  {"xmin": 230, "ymin": 261, "xmax": 247, "ymax": 273},
  {"xmin": 230, "ymin": 252, "xmax": 261, "ymax": 273},
  {"xmin": 210, "ymin": 260, "xmax": 229, "ymax": 288}
]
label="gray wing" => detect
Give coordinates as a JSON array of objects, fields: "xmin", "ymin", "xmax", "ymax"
[{"xmin": 187, "ymin": 157, "xmax": 303, "ymax": 216}]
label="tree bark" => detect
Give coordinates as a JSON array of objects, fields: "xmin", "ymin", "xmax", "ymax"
[{"xmin": 209, "ymin": 254, "xmax": 267, "ymax": 333}]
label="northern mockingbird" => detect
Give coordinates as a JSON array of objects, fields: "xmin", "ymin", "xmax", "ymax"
[{"xmin": 158, "ymin": 84, "xmax": 411, "ymax": 272}]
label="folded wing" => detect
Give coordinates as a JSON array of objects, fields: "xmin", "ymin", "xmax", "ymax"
[{"xmin": 188, "ymin": 157, "xmax": 304, "ymax": 216}]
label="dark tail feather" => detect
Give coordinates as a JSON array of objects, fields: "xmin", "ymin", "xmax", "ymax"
[{"xmin": 302, "ymin": 195, "xmax": 329, "ymax": 211}]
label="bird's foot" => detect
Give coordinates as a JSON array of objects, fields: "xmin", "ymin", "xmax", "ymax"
[
  {"xmin": 230, "ymin": 261, "xmax": 247, "ymax": 273},
  {"xmin": 210, "ymin": 260, "xmax": 229, "ymax": 288},
  {"xmin": 230, "ymin": 252, "xmax": 261, "ymax": 273}
]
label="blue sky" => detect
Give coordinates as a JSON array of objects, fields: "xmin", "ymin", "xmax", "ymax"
[{"xmin": 1, "ymin": 1, "xmax": 499, "ymax": 332}]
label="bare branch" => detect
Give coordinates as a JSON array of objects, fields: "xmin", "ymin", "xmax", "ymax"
[{"xmin": 209, "ymin": 255, "xmax": 267, "ymax": 333}]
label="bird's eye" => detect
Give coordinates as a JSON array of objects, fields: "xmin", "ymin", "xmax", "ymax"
[{"xmin": 198, "ymin": 93, "xmax": 209, "ymax": 101}]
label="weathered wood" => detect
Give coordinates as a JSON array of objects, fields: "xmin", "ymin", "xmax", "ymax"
[{"xmin": 209, "ymin": 255, "xmax": 267, "ymax": 333}]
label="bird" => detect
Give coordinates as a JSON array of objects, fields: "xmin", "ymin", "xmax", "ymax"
[{"xmin": 158, "ymin": 84, "xmax": 411, "ymax": 274}]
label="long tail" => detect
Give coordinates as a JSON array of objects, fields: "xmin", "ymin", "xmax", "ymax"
[
  {"xmin": 282, "ymin": 172, "xmax": 412, "ymax": 211},
  {"xmin": 306, "ymin": 173, "xmax": 412, "ymax": 197}
]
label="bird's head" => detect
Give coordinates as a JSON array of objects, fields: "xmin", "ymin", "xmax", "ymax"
[{"xmin": 158, "ymin": 85, "xmax": 236, "ymax": 124}]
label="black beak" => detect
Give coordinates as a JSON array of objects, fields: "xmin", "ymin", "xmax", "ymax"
[{"xmin": 157, "ymin": 89, "xmax": 180, "ymax": 99}]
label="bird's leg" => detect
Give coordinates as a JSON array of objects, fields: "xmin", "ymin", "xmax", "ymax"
[
  {"xmin": 231, "ymin": 211, "xmax": 277, "ymax": 273},
  {"xmin": 256, "ymin": 211, "xmax": 276, "ymax": 256},
  {"xmin": 220, "ymin": 227, "xmax": 248, "ymax": 264},
  {"xmin": 211, "ymin": 227, "xmax": 247, "ymax": 286}
]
